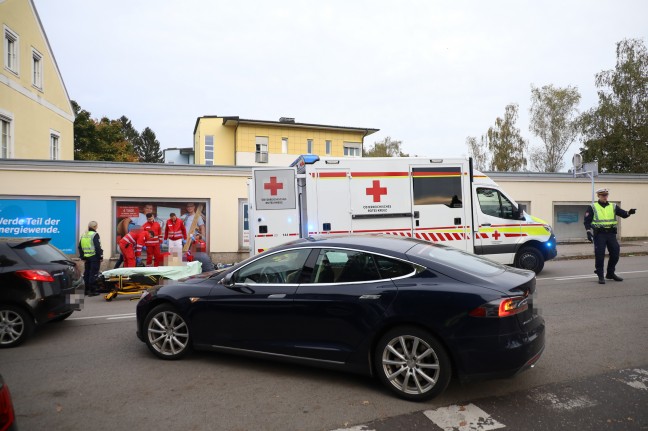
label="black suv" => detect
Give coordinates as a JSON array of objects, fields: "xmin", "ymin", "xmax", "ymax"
[{"xmin": 0, "ymin": 237, "xmax": 84, "ymax": 347}]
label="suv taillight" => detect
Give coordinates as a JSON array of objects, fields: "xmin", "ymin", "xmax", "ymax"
[{"xmin": 16, "ymin": 269, "xmax": 54, "ymax": 282}]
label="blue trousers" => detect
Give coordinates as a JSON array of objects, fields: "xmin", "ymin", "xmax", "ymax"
[{"xmin": 593, "ymin": 232, "xmax": 620, "ymax": 276}]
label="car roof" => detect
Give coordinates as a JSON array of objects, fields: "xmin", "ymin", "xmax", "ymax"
[{"xmin": 279, "ymin": 234, "xmax": 428, "ymax": 254}]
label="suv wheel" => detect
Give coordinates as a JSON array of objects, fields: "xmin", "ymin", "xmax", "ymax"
[{"xmin": 0, "ymin": 305, "xmax": 35, "ymax": 348}]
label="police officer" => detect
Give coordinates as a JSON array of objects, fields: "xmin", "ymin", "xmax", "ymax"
[
  {"xmin": 584, "ymin": 188, "xmax": 636, "ymax": 284},
  {"xmin": 78, "ymin": 221, "xmax": 103, "ymax": 296}
]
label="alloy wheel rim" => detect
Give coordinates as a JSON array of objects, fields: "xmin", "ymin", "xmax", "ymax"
[
  {"xmin": 147, "ymin": 311, "xmax": 189, "ymax": 356},
  {"xmin": 382, "ymin": 335, "xmax": 440, "ymax": 395},
  {"xmin": 0, "ymin": 310, "xmax": 24, "ymax": 345}
]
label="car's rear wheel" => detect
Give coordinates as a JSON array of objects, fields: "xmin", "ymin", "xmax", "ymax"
[
  {"xmin": 515, "ymin": 246, "xmax": 544, "ymax": 274},
  {"xmin": 144, "ymin": 304, "xmax": 191, "ymax": 360},
  {"xmin": 374, "ymin": 326, "xmax": 451, "ymax": 401},
  {"xmin": 0, "ymin": 305, "xmax": 34, "ymax": 348}
]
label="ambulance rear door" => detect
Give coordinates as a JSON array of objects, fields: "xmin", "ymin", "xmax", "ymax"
[
  {"xmin": 250, "ymin": 168, "xmax": 300, "ymax": 254},
  {"xmin": 410, "ymin": 163, "xmax": 470, "ymax": 251}
]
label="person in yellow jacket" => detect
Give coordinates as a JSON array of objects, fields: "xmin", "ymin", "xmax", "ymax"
[
  {"xmin": 584, "ymin": 188, "xmax": 636, "ymax": 284},
  {"xmin": 78, "ymin": 221, "xmax": 104, "ymax": 296}
]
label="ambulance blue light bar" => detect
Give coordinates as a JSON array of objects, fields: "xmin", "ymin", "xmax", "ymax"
[{"xmin": 290, "ymin": 154, "xmax": 320, "ymax": 174}]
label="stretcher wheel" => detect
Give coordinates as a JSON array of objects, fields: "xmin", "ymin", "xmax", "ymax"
[{"xmin": 104, "ymin": 292, "xmax": 117, "ymax": 301}]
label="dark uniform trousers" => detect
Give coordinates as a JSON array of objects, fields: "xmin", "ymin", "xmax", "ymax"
[
  {"xmin": 84, "ymin": 256, "xmax": 101, "ymax": 294},
  {"xmin": 593, "ymin": 231, "xmax": 620, "ymax": 277}
]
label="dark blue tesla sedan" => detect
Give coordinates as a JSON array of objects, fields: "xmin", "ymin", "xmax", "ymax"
[{"xmin": 135, "ymin": 235, "xmax": 544, "ymax": 401}]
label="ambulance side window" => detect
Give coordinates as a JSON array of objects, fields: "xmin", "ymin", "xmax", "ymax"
[
  {"xmin": 477, "ymin": 188, "xmax": 517, "ymax": 220},
  {"xmin": 412, "ymin": 167, "xmax": 462, "ymax": 208}
]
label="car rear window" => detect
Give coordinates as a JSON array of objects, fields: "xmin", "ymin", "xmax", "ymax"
[
  {"xmin": 407, "ymin": 243, "xmax": 504, "ymax": 276},
  {"xmin": 16, "ymin": 243, "xmax": 67, "ymax": 265}
]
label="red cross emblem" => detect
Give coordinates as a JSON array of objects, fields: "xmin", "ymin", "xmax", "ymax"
[
  {"xmin": 366, "ymin": 180, "xmax": 388, "ymax": 202},
  {"xmin": 492, "ymin": 230, "xmax": 501, "ymax": 240},
  {"xmin": 264, "ymin": 176, "xmax": 284, "ymax": 196}
]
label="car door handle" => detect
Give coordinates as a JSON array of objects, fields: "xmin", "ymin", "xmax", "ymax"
[
  {"xmin": 268, "ymin": 294, "xmax": 286, "ymax": 299},
  {"xmin": 481, "ymin": 223, "xmax": 491, "ymax": 227},
  {"xmin": 359, "ymin": 294, "xmax": 381, "ymax": 300}
]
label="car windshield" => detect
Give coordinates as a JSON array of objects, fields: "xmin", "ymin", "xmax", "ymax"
[{"xmin": 407, "ymin": 243, "xmax": 504, "ymax": 276}]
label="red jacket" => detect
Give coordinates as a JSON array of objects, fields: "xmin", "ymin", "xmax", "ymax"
[
  {"xmin": 119, "ymin": 231, "xmax": 149, "ymax": 256},
  {"xmin": 165, "ymin": 218, "xmax": 186, "ymax": 241},
  {"xmin": 142, "ymin": 221, "xmax": 162, "ymax": 246}
]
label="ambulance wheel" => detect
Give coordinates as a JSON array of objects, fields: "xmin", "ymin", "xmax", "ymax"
[{"xmin": 515, "ymin": 246, "xmax": 544, "ymax": 274}]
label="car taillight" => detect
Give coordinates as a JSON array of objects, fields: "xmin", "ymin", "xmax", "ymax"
[
  {"xmin": 0, "ymin": 383, "xmax": 16, "ymax": 431},
  {"xmin": 469, "ymin": 296, "xmax": 529, "ymax": 318},
  {"xmin": 16, "ymin": 269, "xmax": 54, "ymax": 282}
]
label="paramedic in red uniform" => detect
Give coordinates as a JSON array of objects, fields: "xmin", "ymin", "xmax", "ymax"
[
  {"xmin": 142, "ymin": 213, "xmax": 162, "ymax": 266},
  {"xmin": 119, "ymin": 229, "xmax": 153, "ymax": 268},
  {"xmin": 164, "ymin": 212, "xmax": 186, "ymax": 260}
]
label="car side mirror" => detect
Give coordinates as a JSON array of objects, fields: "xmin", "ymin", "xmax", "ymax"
[
  {"xmin": 222, "ymin": 272, "xmax": 234, "ymax": 286},
  {"xmin": 0, "ymin": 254, "xmax": 17, "ymax": 267}
]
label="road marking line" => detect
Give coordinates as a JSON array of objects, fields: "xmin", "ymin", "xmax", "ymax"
[
  {"xmin": 529, "ymin": 390, "xmax": 597, "ymax": 411},
  {"xmin": 68, "ymin": 313, "xmax": 136, "ymax": 321},
  {"xmin": 330, "ymin": 426, "xmax": 374, "ymax": 431},
  {"xmin": 423, "ymin": 403, "xmax": 505, "ymax": 431},
  {"xmin": 106, "ymin": 315, "xmax": 136, "ymax": 320},
  {"xmin": 538, "ymin": 269, "xmax": 648, "ymax": 281},
  {"xmin": 615, "ymin": 368, "xmax": 648, "ymax": 391}
]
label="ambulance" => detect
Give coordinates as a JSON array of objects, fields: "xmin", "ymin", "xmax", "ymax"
[{"xmin": 249, "ymin": 155, "xmax": 557, "ymax": 273}]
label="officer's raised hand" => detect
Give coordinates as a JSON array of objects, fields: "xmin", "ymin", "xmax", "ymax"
[
  {"xmin": 586, "ymin": 229, "xmax": 594, "ymax": 243},
  {"xmin": 629, "ymin": 208, "xmax": 636, "ymax": 215}
]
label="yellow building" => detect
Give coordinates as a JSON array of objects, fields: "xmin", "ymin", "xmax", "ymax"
[
  {"xmin": 193, "ymin": 116, "xmax": 379, "ymax": 166},
  {"xmin": 1, "ymin": 0, "xmax": 74, "ymax": 160}
]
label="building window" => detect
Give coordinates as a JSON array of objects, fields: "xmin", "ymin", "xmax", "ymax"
[
  {"xmin": 307, "ymin": 139, "xmax": 313, "ymax": 154},
  {"xmin": 50, "ymin": 132, "xmax": 60, "ymax": 160},
  {"xmin": 325, "ymin": 140, "xmax": 332, "ymax": 155},
  {"xmin": 32, "ymin": 48, "xmax": 43, "ymax": 89},
  {"xmin": 343, "ymin": 142, "xmax": 361, "ymax": 157},
  {"xmin": 1, "ymin": 116, "xmax": 12, "ymax": 158},
  {"xmin": 282, "ymin": 137, "xmax": 288, "ymax": 154},
  {"xmin": 4, "ymin": 26, "xmax": 19, "ymax": 74},
  {"xmin": 205, "ymin": 135, "xmax": 214, "ymax": 165},
  {"xmin": 255, "ymin": 136, "xmax": 269, "ymax": 163}
]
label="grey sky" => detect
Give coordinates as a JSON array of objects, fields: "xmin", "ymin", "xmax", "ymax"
[{"xmin": 34, "ymin": 1, "xmax": 648, "ymax": 169}]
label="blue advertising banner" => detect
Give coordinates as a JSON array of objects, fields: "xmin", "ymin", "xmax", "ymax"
[{"xmin": 0, "ymin": 198, "xmax": 78, "ymax": 254}]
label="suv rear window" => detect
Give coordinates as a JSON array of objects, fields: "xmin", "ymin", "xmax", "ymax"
[{"xmin": 16, "ymin": 243, "xmax": 68, "ymax": 265}]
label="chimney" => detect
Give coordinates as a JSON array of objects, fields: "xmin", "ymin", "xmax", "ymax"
[{"xmin": 279, "ymin": 117, "xmax": 295, "ymax": 123}]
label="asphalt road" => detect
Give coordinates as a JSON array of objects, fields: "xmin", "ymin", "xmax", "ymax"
[{"xmin": 1, "ymin": 256, "xmax": 647, "ymax": 431}]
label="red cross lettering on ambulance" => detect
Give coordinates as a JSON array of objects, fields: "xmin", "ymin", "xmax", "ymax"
[
  {"xmin": 492, "ymin": 230, "xmax": 501, "ymax": 240},
  {"xmin": 366, "ymin": 180, "xmax": 388, "ymax": 202},
  {"xmin": 264, "ymin": 177, "xmax": 284, "ymax": 196}
]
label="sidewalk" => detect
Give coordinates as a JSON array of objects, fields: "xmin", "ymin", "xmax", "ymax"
[{"xmin": 554, "ymin": 238, "xmax": 648, "ymax": 260}]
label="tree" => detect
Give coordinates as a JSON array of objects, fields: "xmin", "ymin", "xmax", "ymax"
[
  {"xmin": 528, "ymin": 84, "xmax": 581, "ymax": 172},
  {"xmin": 579, "ymin": 38, "xmax": 648, "ymax": 173},
  {"xmin": 486, "ymin": 103, "xmax": 528, "ymax": 171},
  {"xmin": 136, "ymin": 127, "xmax": 164, "ymax": 163},
  {"xmin": 465, "ymin": 135, "xmax": 490, "ymax": 171},
  {"xmin": 364, "ymin": 136, "xmax": 409, "ymax": 157}
]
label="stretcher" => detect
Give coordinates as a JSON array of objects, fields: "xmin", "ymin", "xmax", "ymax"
[{"xmin": 98, "ymin": 261, "xmax": 202, "ymax": 301}]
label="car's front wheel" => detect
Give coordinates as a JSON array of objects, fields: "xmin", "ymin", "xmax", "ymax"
[
  {"xmin": 144, "ymin": 304, "xmax": 191, "ymax": 360},
  {"xmin": 515, "ymin": 246, "xmax": 544, "ymax": 274},
  {"xmin": 374, "ymin": 326, "xmax": 451, "ymax": 401},
  {"xmin": 0, "ymin": 305, "xmax": 35, "ymax": 348}
]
